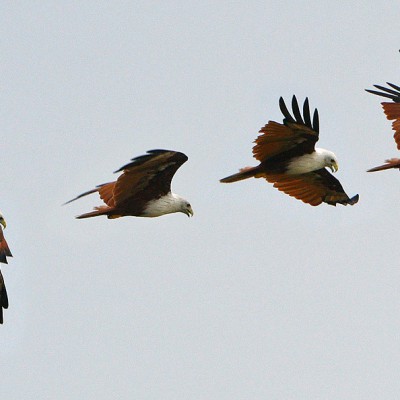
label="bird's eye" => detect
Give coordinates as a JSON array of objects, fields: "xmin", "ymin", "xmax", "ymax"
[
  {"xmin": 186, "ymin": 203, "xmax": 191, "ymax": 207},
  {"xmin": 331, "ymin": 159, "xmax": 335, "ymax": 163}
]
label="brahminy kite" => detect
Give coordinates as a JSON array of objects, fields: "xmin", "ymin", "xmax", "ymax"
[
  {"xmin": 66, "ymin": 150, "xmax": 193, "ymax": 219},
  {"xmin": 366, "ymin": 82, "xmax": 400, "ymax": 172},
  {"xmin": 0, "ymin": 213, "xmax": 12, "ymax": 324},
  {"xmin": 220, "ymin": 96, "xmax": 359, "ymax": 206}
]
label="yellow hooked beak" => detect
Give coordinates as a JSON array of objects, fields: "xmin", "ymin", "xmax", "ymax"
[
  {"xmin": 186, "ymin": 206, "xmax": 194, "ymax": 218},
  {"xmin": 329, "ymin": 161, "xmax": 339, "ymax": 173}
]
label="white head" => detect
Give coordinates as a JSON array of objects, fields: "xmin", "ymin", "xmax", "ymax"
[
  {"xmin": 174, "ymin": 194, "xmax": 194, "ymax": 217},
  {"xmin": 316, "ymin": 148, "xmax": 339, "ymax": 173},
  {"xmin": 142, "ymin": 193, "xmax": 193, "ymax": 218}
]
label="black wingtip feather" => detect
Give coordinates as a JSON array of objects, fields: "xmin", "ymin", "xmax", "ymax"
[
  {"xmin": 387, "ymin": 82, "xmax": 400, "ymax": 92},
  {"xmin": 365, "ymin": 82, "xmax": 400, "ymax": 102},
  {"xmin": 312, "ymin": 109, "xmax": 319, "ymax": 133},
  {"xmin": 373, "ymin": 84, "xmax": 399, "ymax": 96},
  {"xmin": 302, "ymin": 98, "xmax": 311, "ymax": 127},
  {"xmin": 365, "ymin": 89, "xmax": 395, "ymax": 100},
  {"xmin": 279, "ymin": 97, "xmax": 295, "ymax": 123},
  {"xmin": 0, "ymin": 288, "xmax": 8, "ymax": 324},
  {"xmin": 114, "ymin": 149, "xmax": 170, "ymax": 172},
  {"xmin": 279, "ymin": 96, "xmax": 318, "ymax": 132},
  {"xmin": 348, "ymin": 194, "xmax": 359, "ymax": 205},
  {"xmin": 1, "ymin": 287, "xmax": 8, "ymax": 309},
  {"xmin": 291, "ymin": 96, "xmax": 304, "ymax": 124},
  {"xmin": 114, "ymin": 150, "xmax": 188, "ymax": 173}
]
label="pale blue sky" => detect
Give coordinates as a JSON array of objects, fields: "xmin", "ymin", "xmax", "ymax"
[{"xmin": 1, "ymin": 1, "xmax": 400, "ymax": 399}]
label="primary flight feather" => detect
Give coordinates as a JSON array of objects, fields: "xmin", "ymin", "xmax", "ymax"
[
  {"xmin": 220, "ymin": 96, "xmax": 359, "ymax": 206},
  {"xmin": 66, "ymin": 150, "xmax": 193, "ymax": 219}
]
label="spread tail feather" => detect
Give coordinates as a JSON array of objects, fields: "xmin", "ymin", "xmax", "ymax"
[
  {"xmin": 220, "ymin": 167, "xmax": 257, "ymax": 183},
  {"xmin": 367, "ymin": 158, "xmax": 400, "ymax": 172},
  {"xmin": 64, "ymin": 183, "xmax": 110, "ymax": 205},
  {"xmin": 76, "ymin": 206, "xmax": 114, "ymax": 219},
  {"xmin": 64, "ymin": 188, "xmax": 99, "ymax": 205}
]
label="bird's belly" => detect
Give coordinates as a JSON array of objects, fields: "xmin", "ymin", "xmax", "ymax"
[
  {"xmin": 285, "ymin": 154, "xmax": 320, "ymax": 174},
  {"xmin": 141, "ymin": 195, "xmax": 176, "ymax": 217}
]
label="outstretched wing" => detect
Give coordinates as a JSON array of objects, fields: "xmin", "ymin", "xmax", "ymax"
[
  {"xmin": 253, "ymin": 96, "xmax": 319, "ymax": 162},
  {"xmin": 112, "ymin": 150, "xmax": 188, "ymax": 205},
  {"xmin": 65, "ymin": 150, "xmax": 188, "ymax": 208},
  {"xmin": 366, "ymin": 82, "xmax": 400, "ymax": 149},
  {"xmin": 256, "ymin": 168, "xmax": 359, "ymax": 206},
  {"xmin": 0, "ymin": 270, "xmax": 8, "ymax": 324}
]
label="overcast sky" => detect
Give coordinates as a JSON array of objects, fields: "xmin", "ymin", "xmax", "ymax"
[{"xmin": 1, "ymin": 1, "xmax": 400, "ymax": 399}]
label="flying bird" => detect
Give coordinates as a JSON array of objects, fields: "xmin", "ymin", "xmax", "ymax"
[
  {"xmin": 0, "ymin": 213, "xmax": 12, "ymax": 324},
  {"xmin": 220, "ymin": 96, "xmax": 359, "ymax": 206},
  {"xmin": 366, "ymin": 82, "xmax": 400, "ymax": 172},
  {"xmin": 66, "ymin": 150, "xmax": 193, "ymax": 219}
]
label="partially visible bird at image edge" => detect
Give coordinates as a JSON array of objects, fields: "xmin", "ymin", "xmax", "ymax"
[
  {"xmin": 0, "ymin": 212, "xmax": 13, "ymax": 324},
  {"xmin": 366, "ymin": 82, "xmax": 400, "ymax": 172}
]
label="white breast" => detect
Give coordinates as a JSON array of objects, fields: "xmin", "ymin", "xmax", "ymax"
[
  {"xmin": 285, "ymin": 149, "xmax": 327, "ymax": 175},
  {"xmin": 142, "ymin": 193, "xmax": 183, "ymax": 217}
]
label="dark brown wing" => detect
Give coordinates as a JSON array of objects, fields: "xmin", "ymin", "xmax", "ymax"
[
  {"xmin": 65, "ymin": 149, "xmax": 188, "ymax": 210},
  {"xmin": 366, "ymin": 82, "xmax": 400, "ymax": 149},
  {"xmin": 253, "ymin": 96, "xmax": 319, "ymax": 162},
  {"xmin": 0, "ymin": 270, "xmax": 8, "ymax": 324},
  {"xmin": 255, "ymin": 168, "xmax": 359, "ymax": 206},
  {"xmin": 112, "ymin": 150, "xmax": 188, "ymax": 206}
]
